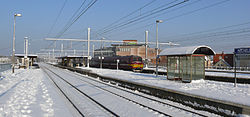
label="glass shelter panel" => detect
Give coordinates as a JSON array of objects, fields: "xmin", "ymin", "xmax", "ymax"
[
  {"xmin": 191, "ymin": 55, "xmax": 205, "ymax": 81},
  {"xmin": 180, "ymin": 56, "xmax": 191, "ymax": 82},
  {"xmin": 167, "ymin": 57, "xmax": 179, "ymax": 79},
  {"xmin": 167, "ymin": 55, "xmax": 205, "ymax": 82}
]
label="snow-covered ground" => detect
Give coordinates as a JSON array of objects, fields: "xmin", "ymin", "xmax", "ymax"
[
  {"xmin": 1, "ymin": 64, "xmax": 250, "ymax": 116},
  {"xmin": 79, "ymin": 67, "xmax": 250, "ymax": 107},
  {"xmin": 44, "ymin": 64, "xmax": 218, "ymax": 116},
  {"xmin": 0, "ymin": 69, "xmax": 77, "ymax": 117}
]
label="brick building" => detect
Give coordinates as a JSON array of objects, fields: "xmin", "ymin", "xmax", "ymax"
[
  {"xmin": 213, "ymin": 52, "xmax": 233, "ymax": 67},
  {"xmin": 94, "ymin": 40, "xmax": 158, "ymax": 63}
]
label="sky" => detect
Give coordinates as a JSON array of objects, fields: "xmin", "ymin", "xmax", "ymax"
[{"xmin": 0, "ymin": 0, "xmax": 250, "ymax": 56}]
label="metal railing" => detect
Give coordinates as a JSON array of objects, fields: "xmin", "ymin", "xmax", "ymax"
[{"xmin": 205, "ymin": 66, "xmax": 250, "ymax": 71}]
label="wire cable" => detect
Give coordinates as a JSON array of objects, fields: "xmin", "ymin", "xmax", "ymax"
[
  {"xmin": 55, "ymin": 0, "xmax": 87, "ymax": 38},
  {"xmin": 46, "ymin": 0, "xmax": 68, "ymax": 38},
  {"xmin": 56, "ymin": 0, "xmax": 97, "ymax": 38},
  {"xmin": 103, "ymin": 0, "xmax": 231, "ymax": 39},
  {"xmin": 99, "ymin": 0, "xmax": 188, "ymax": 35}
]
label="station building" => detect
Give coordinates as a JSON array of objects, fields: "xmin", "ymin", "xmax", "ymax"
[
  {"xmin": 0, "ymin": 56, "xmax": 11, "ymax": 63},
  {"xmin": 94, "ymin": 40, "xmax": 158, "ymax": 64},
  {"xmin": 56, "ymin": 55, "xmax": 88, "ymax": 67},
  {"xmin": 15, "ymin": 54, "xmax": 38, "ymax": 68},
  {"xmin": 213, "ymin": 52, "xmax": 233, "ymax": 68}
]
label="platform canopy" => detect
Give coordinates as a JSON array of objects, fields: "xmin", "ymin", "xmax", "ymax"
[
  {"xmin": 15, "ymin": 54, "xmax": 38, "ymax": 58},
  {"xmin": 56, "ymin": 55, "xmax": 88, "ymax": 59},
  {"xmin": 159, "ymin": 45, "xmax": 216, "ymax": 56}
]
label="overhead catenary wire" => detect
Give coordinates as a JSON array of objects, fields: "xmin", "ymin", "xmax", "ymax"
[
  {"xmin": 98, "ymin": 0, "xmax": 158, "ymax": 33},
  {"xmin": 166, "ymin": 21, "xmax": 250, "ymax": 38},
  {"xmin": 56, "ymin": 0, "xmax": 97, "ymax": 38},
  {"xmin": 45, "ymin": 0, "xmax": 68, "ymax": 51},
  {"xmin": 45, "ymin": 0, "xmax": 97, "ymax": 50},
  {"xmin": 46, "ymin": 0, "xmax": 68, "ymax": 38},
  {"xmin": 55, "ymin": 0, "xmax": 87, "ymax": 38},
  {"xmin": 99, "ymin": 0, "xmax": 178, "ymax": 33},
  {"xmin": 98, "ymin": 0, "xmax": 187, "ymax": 35},
  {"xmin": 104, "ymin": 0, "xmax": 231, "ymax": 39},
  {"xmin": 56, "ymin": 0, "xmax": 235, "ymax": 51},
  {"xmin": 169, "ymin": 27, "xmax": 250, "ymax": 44},
  {"xmin": 102, "ymin": 0, "xmax": 202, "ymax": 38}
]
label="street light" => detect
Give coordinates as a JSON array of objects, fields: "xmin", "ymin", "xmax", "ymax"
[
  {"xmin": 24, "ymin": 37, "xmax": 28, "ymax": 58},
  {"xmin": 145, "ymin": 31, "xmax": 149, "ymax": 68},
  {"xmin": 87, "ymin": 28, "xmax": 90, "ymax": 68},
  {"xmin": 100, "ymin": 37, "xmax": 105, "ymax": 69},
  {"xmin": 12, "ymin": 13, "xmax": 22, "ymax": 73},
  {"xmin": 156, "ymin": 20, "xmax": 163, "ymax": 77}
]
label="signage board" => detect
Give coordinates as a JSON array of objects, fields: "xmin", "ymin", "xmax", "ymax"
[{"xmin": 234, "ymin": 48, "xmax": 250, "ymax": 54}]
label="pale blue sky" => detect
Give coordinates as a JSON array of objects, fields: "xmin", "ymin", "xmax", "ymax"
[{"xmin": 1, "ymin": 0, "xmax": 250, "ymax": 56}]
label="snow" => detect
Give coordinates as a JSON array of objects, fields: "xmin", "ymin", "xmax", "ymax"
[
  {"xmin": 159, "ymin": 45, "xmax": 215, "ymax": 56},
  {"xmin": 43, "ymin": 64, "xmax": 218, "ymax": 116},
  {"xmin": 1, "ymin": 64, "xmax": 250, "ymax": 116},
  {"xmin": 143, "ymin": 67, "xmax": 167, "ymax": 72},
  {"xmin": 78, "ymin": 67, "xmax": 250, "ymax": 107},
  {"xmin": 0, "ymin": 69, "xmax": 76, "ymax": 117}
]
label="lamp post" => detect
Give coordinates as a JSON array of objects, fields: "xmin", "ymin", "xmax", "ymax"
[
  {"xmin": 117, "ymin": 59, "xmax": 119, "ymax": 70},
  {"xmin": 145, "ymin": 30, "xmax": 149, "ymax": 68},
  {"xmin": 24, "ymin": 37, "xmax": 28, "ymax": 58},
  {"xmin": 12, "ymin": 13, "xmax": 22, "ymax": 73},
  {"xmin": 156, "ymin": 20, "xmax": 163, "ymax": 77},
  {"xmin": 100, "ymin": 37, "xmax": 104, "ymax": 69},
  {"xmin": 87, "ymin": 28, "xmax": 90, "ymax": 68}
]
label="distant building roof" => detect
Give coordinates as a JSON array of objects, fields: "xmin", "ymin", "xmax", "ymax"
[
  {"xmin": 214, "ymin": 59, "xmax": 231, "ymax": 67},
  {"xmin": 111, "ymin": 44, "xmax": 145, "ymax": 47},
  {"xmin": 56, "ymin": 55, "xmax": 88, "ymax": 59},
  {"xmin": 159, "ymin": 45, "xmax": 216, "ymax": 56},
  {"xmin": 15, "ymin": 54, "xmax": 38, "ymax": 58}
]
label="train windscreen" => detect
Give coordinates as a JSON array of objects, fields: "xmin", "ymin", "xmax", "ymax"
[{"xmin": 133, "ymin": 56, "xmax": 142, "ymax": 62}]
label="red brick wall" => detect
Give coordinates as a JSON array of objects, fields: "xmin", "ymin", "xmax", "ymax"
[{"xmin": 213, "ymin": 53, "xmax": 233, "ymax": 66}]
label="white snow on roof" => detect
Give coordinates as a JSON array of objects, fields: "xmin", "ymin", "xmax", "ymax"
[
  {"xmin": 159, "ymin": 45, "xmax": 215, "ymax": 56},
  {"xmin": 56, "ymin": 55, "xmax": 88, "ymax": 58},
  {"xmin": 15, "ymin": 53, "xmax": 38, "ymax": 57}
]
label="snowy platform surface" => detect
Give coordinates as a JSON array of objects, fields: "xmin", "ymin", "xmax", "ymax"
[
  {"xmin": 79, "ymin": 67, "xmax": 250, "ymax": 107},
  {"xmin": 0, "ymin": 69, "xmax": 76, "ymax": 117}
]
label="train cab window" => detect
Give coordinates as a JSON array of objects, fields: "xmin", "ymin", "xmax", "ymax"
[
  {"xmin": 133, "ymin": 57, "xmax": 137, "ymax": 61},
  {"xmin": 138, "ymin": 57, "xmax": 142, "ymax": 61},
  {"xmin": 133, "ymin": 57, "xmax": 142, "ymax": 61}
]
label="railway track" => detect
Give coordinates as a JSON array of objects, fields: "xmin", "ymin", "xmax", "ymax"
[
  {"xmin": 44, "ymin": 64, "xmax": 211, "ymax": 117},
  {"xmin": 42, "ymin": 66, "xmax": 119, "ymax": 117},
  {"xmin": 67, "ymin": 71, "xmax": 209, "ymax": 117}
]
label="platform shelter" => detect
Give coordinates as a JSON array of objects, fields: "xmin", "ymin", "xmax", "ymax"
[
  {"xmin": 159, "ymin": 45, "xmax": 215, "ymax": 82},
  {"xmin": 57, "ymin": 56, "xmax": 88, "ymax": 67},
  {"xmin": 15, "ymin": 54, "xmax": 38, "ymax": 68}
]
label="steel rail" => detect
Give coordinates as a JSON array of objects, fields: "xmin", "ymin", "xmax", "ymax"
[
  {"xmin": 51, "ymin": 65, "xmax": 208, "ymax": 117},
  {"xmin": 42, "ymin": 66, "xmax": 119, "ymax": 117},
  {"xmin": 42, "ymin": 67, "xmax": 85, "ymax": 117}
]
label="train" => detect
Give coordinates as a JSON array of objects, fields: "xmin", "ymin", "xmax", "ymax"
[{"xmin": 90, "ymin": 55, "xmax": 143, "ymax": 71}]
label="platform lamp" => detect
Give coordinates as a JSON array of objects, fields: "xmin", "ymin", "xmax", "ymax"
[
  {"xmin": 12, "ymin": 13, "xmax": 22, "ymax": 73},
  {"xmin": 156, "ymin": 20, "xmax": 163, "ymax": 77}
]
